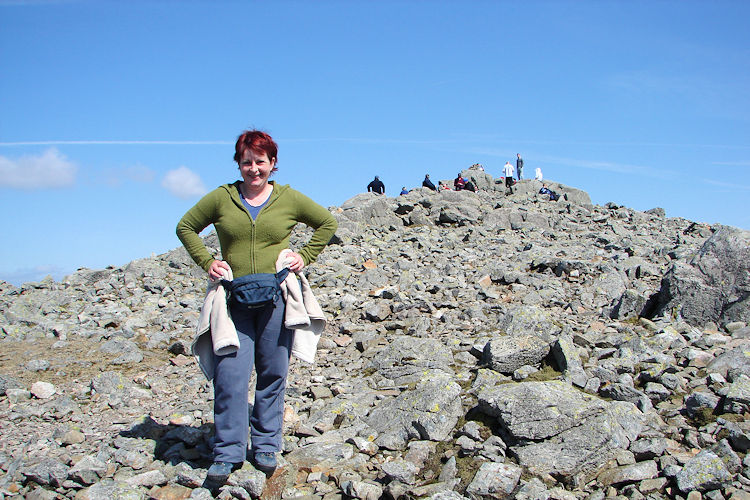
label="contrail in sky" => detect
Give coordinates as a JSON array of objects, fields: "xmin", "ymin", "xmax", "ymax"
[{"xmin": 0, "ymin": 140, "xmax": 233, "ymax": 146}]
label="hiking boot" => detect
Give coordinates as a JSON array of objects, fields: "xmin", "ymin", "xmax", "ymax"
[
  {"xmin": 252, "ymin": 451, "xmax": 277, "ymax": 474},
  {"xmin": 206, "ymin": 461, "xmax": 240, "ymax": 483}
]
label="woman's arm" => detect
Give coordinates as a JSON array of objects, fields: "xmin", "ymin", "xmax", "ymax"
[
  {"xmin": 176, "ymin": 189, "xmax": 221, "ymax": 273},
  {"xmin": 293, "ymin": 191, "xmax": 338, "ymax": 267}
]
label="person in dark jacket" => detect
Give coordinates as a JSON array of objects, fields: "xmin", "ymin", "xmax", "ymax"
[
  {"xmin": 422, "ymin": 174, "xmax": 437, "ymax": 191},
  {"xmin": 367, "ymin": 176, "xmax": 385, "ymax": 194},
  {"xmin": 453, "ymin": 173, "xmax": 466, "ymax": 191},
  {"xmin": 539, "ymin": 184, "xmax": 560, "ymax": 201},
  {"xmin": 516, "ymin": 153, "xmax": 524, "ymax": 180}
]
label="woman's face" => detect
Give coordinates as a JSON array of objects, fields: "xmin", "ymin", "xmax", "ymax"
[{"xmin": 239, "ymin": 148, "xmax": 276, "ymax": 190}]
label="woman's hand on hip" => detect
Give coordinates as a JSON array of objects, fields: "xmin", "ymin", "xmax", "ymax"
[
  {"xmin": 209, "ymin": 260, "xmax": 231, "ymax": 281},
  {"xmin": 287, "ymin": 252, "xmax": 305, "ymax": 273}
]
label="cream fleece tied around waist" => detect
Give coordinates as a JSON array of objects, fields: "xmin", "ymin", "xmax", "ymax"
[
  {"xmin": 276, "ymin": 249, "xmax": 327, "ymax": 363},
  {"xmin": 195, "ymin": 265, "xmax": 239, "ymax": 357}
]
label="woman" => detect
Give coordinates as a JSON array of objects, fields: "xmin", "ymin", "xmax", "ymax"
[{"xmin": 176, "ymin": 130, "xmax": 337, "ymax": 481}]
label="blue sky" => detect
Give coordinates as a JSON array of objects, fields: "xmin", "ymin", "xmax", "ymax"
[{"xmin": 1, "ymin": 1, "xmax": 749, "ymax": 286}]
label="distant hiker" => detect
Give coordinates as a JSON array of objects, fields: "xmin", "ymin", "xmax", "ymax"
[
  {"xmin": 176, "ymin": 129, "xmax": 337, "ymax": 483},
  {"xmin": 367, "ymin": 176, "xmax": 385, "ymax": 195},
  {"xmin": 454, "ymin": 173, "xmax": 466, "ymax": 191},
  {"xmin": 422, "ymin": 174, "xmax": 437, "ymax": 191},
  {"xmin": 539, "ymin": 183, "xmax": 560, "ymax": 201},
  {"xmin": 502, "ymin": 162, "xmax": 515, "ymax": 194},
  {"xmin": 464, "ymin": 180, "xmax": 477, "ymax": 192},
  {"xmin": 516, "ymin": 153, "xmax": 524, "ymax": 180},
  {"xmin": 400, "ymin": 186, "xmax": 409, "ymax": 195},
  {"xmin": 535, "ymin": 167, "xmax": 543, "ymax": 181}
]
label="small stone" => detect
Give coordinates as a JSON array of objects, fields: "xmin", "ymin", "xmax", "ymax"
[
  {"xmin": 170, "ymin": 354, "xmax": 192, "ymax": 367},
  {"xmin": 125, "ymin": 469, "xmax": 168, "ymax": 487},
  {"xmin": 381, "ymin": 459, "xmax": 419, "ymax": 485},
  {"xmin": 310, "ymin": 386, "xmax": 333, "ymax": 400},
  {"xmin": 30, "ymin": 381, "xmax": 56, "ymax": 399},
  {"xmin": 597, "ymin": 461, "xmax": 658, "ymax": 486},
  {"xmin": 169, "ymin": 413, "xmax": 194, "ymax": 426},
  {"xmin": 61, "ymin": 429, "xmax": 86, "ymax": 445},
  {"xmin": 25, "ymin": 359, "xmax": 50, "ymax": 372},
  {"xmin": 149, "ymin": 484, "xmax": 193, "ymax": 500},
  {"xmin": 466, "ymin": 462, "xmax": 522, "ymax": 499},
  {"xmin": 6, "ymin": 388, "xmax": 31, "ymax": 402},
  {"xmin": 639, "ymin": 477, "xmax": 668, "ymax": 493}
]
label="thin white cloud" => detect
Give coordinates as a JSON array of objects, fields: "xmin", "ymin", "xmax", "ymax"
[
  {"xmin": 711, "ymin": 161, "xmax": 750, "ymax": 167},
  {"xmin": 0, "ymin": 148, "xmax": 77, "ymax": 189},
  {"xmin": 465, "ymin": 147, "xmax": 679, "ymax": 180},
  {"xmin": 702, "ymin": 179, "xmax": 750, "ymax": 191},
  {"xmin": 161, "ymin": 166, "xmax": 207, "ymax": 199},
  {"xmin": 0, "ymin": 140, "xmax": 232, "ymax": 146}
]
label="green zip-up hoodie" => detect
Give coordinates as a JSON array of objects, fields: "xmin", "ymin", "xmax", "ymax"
[{"xmin": 176, "ymin": 181, "xmax": 338, "ymax": 278}]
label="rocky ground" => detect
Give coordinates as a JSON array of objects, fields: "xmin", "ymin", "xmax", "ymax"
[{"xmin": 1, "ymin": 167, "xmax": 749, "ymax": 500}]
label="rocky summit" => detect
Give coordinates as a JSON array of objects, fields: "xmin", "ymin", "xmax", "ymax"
[{"xmin": 1, "ymin": 167, "xmax": 749, "ymax": 500}]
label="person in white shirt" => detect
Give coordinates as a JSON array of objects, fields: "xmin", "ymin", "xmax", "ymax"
[{"xmin": 502, "ymin": 161, "xmax": 515, "ymax": 194}]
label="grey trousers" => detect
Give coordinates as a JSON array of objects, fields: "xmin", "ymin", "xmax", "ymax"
[{"xmin": 212, "ymin": 294, "xmax": 292, "ymax": 463}]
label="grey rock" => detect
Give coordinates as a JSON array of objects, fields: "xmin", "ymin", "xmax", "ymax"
[
  {"xmin": 5, "ymin": 387, "xmax": 31, "ymax": 402},
  {"xmin": 480, "ymin": 381, "xmax": 643, "ymax": 487},
  {"xmin": 0, "ymin": 374, "xmax": 22, "ymax": 395},
  {"xmin": 367, "ymin": 370, "xmax": 462, "ymax": 449},
  {"xmin": 685, "ymin": 391, "xmax": 721, "ymax": 418},
  {"xmin": 25, "ymin": 359, "xmax": 50, "ymax": 371},
  {"xmin": 230, "ymin": 465, "xmax": 267, "ymax": 499},
  {"xmin": 498, "ymin": 305, "xmax": 561, "ymax": 342},
  {"xmin": 75, "ymin": 479, "xmax": 146, "ymax": 499},
  {"xmin": 599, "ymin": 383, "xmax": 653, "ymax": 412},
  {"xmin": 67, "ymin": 455, "xmax": 108, "ymax": 485},
  {"xmin": 465, "ymin": 462, "xmax": 522, "ymax": 499},
  {"xmin": 187, "ymin": 488, "xmax": 213, "ymax": 499},
  {"xmin": 285, "ymin": 442, "xmax": 356, "ymax": 467},
  {"xmin": 723, "ymin": 374, "xmax": 750, "ymax": 414},
  {"xmin": 653, "ymin": 225, "xmax": 750, "ymax": 326},
  {"xmin": 21, "ymin": 458, "xmax": 69, "ymax": 487},
  {"xmin": 90, "ymin": 371, "xmax": 132, "ymax": 396},
  {"xmin": 597, "ymin": 460, "xmax": 658, "ymax": 486},
  {"xmin": 29, "ymin": 381, "xmax": 56, "ymax": 399},
  {"xmin": 124, "ymin": 469, "xmax": 167, "ymax": 487},
  {"xmin": 706, "ymin": 345, "xmax": 750, "ymax": 379},
  {"xmin": 340, "ymin": 480, "xmax": 383, "ymax": 500},
  {"xmin": 676, "ymin": 448, "xmax": 734, "ymax": 493},
  {"xmin": 438, "ymin": 456, "xmax": 458, "ymax": 484},
  {"xmin": 717, "ymin": 418, "xmax": 750, "ymax": 452},
  {"xmin": 25, "ymin": 487, "xmax": 58, "ymax": 500},
  {"xmin": 629, "ymin": 437, "xmax": 668, "ymax": 460},
  {"xmin": 479, "ymin": 381, "xmax": 609, "ymax": 440},
  {"xmin": 551, "ymin": 334, "xmax": 587, "ymax": 387},
  {"xmin": 368, "ymin": 336, "xmax": 454, "ymax": 384},
  {"xmin": 483, "ymin": 334, "xmax": 551, "ymax": 374},
  {"xmin": 380, "ymin": 459, "xmax": 418, "ymax": 484},
  {"xmin": 428, "ymin": 490, "xmax": 467, "ymax": 499}
]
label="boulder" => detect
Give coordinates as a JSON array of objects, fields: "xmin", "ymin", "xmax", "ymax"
[
  {"xmin": 652, "ymin": 225, "xmax": 750, "ymax": 326},
  {"xmin": 478, "ymin": 381, "xmax": 643, "ymax": 486}
]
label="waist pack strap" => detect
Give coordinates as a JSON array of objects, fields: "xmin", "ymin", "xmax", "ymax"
[
  {"xmin": 275, "ymin": 267, "xmax": 290, "ymax": 285},
  {"xmin": 219, "ymin": 267, "xmax": 290, "ymax": 291}
]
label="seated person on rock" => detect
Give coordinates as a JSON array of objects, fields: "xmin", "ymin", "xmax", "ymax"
[{"xmin": 539, "ymin": 184, "xmax": 560, "ymax": 201}]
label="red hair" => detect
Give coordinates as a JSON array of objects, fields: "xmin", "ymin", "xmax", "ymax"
[{"xmin": 234, "ymin": 130, "xmax": 278, "ymax": 172}]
